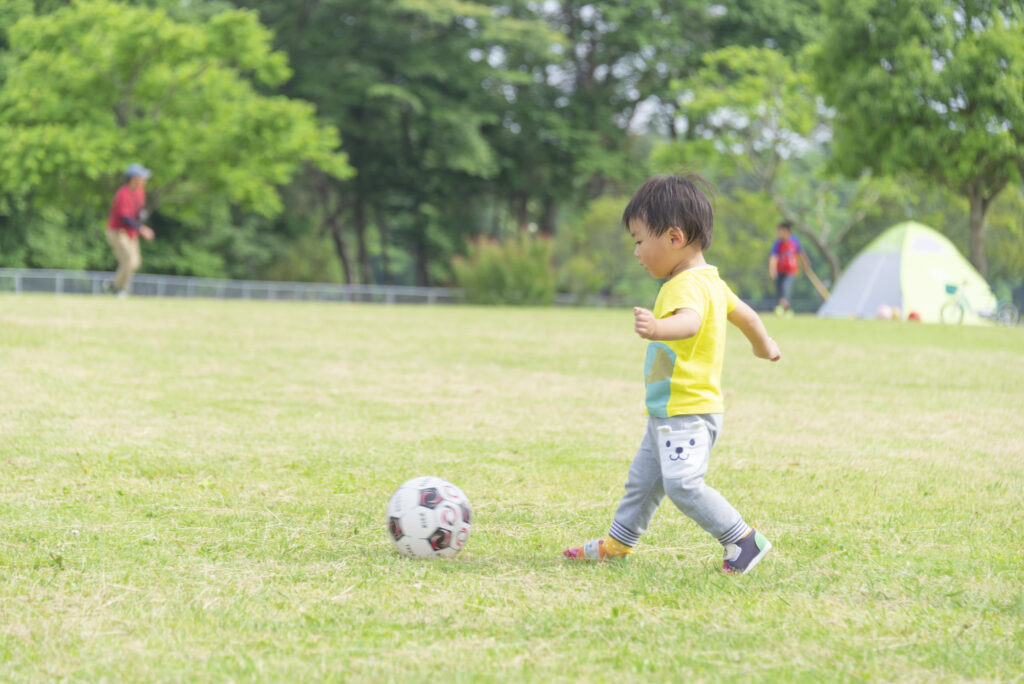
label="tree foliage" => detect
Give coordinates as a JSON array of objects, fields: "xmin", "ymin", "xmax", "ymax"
[
  {"xmin": 0, "ymin": 0, "xmax": 351, "ymax": 223},
  {"xmin": 812, "ymin": 0, "xmax": 1024, "ymax": 275},
  {"xmin": 1, "ymin": 0, "xmax": 1021, "ymax": 298},
  {"xmin": 656, "ymin": 45, "xmax": 901, "ymax": 287}
]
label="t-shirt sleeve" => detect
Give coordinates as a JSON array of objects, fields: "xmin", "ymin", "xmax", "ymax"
[
  {"xmin": 723, "ymin": 280, "xmax": 740, "ymax": 313},
  {"xmin": 657, "ymin": 278, "xmax": 706, "ymax": 320},
  {"xmin": 770, "ymin": 239, "xmax": 781, "ymax": 256}
]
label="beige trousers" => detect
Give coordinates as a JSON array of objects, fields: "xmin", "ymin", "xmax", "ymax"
[{"xmin": 106, "ymin": 229, "xmax": 142, "ymax": 292}]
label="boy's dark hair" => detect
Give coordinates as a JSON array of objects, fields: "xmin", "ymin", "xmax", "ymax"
[
  {"xmin": 621, "ymin": 174, "xmax": 714, "ymax": 249},
  {"xmin": 778, "ymin": 220, "xmax": 793, "ymax": 231}
]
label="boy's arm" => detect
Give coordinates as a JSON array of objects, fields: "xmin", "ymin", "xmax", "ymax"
[
  {"xmin": 634, "ymin": 307, "xmax": 700, "ymax": 341},
  {"xmin": 727, "ymin": 301, "xmax": 781, "ymax": 361}
]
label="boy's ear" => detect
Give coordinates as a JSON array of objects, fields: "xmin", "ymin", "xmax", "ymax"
[{"xmin": 667, "ymin": 226, "xmax": 686, "ymax": 247}]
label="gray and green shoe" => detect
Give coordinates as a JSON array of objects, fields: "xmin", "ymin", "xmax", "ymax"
[{"xmin": 722, "ymin": 530, "xmax": 772, "ymax": 574}]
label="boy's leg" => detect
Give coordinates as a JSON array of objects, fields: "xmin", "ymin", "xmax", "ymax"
[
  {"xmin": 607, "ymin": 420, "xmax": 664, "ymax": 547},
  {"xmin": 656, "ymin": 414, "xmax": 771, "ymax": 572},
  {"xmin": 780, "ymin": 274, "xmax": 794, "ymax": 311},
  {"xmin": 656, "ymin": 415, "xmax": 744, "ymax": 538},
  {"xmin": 564, "ymin": 420, "xmax": 663, "ymax": 560}
]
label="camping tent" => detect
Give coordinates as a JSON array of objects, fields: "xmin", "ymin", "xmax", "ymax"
[{"xmin": 817, "ymin": 222, "xmax": 996, "ymax": 324}]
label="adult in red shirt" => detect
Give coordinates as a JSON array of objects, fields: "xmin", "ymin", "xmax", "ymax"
[{"xmin": 106, "ymin": 163, "xmax": 155, "ymax": 296}]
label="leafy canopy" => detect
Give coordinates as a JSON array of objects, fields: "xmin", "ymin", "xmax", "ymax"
[
  {"xmin": 0, "ymin": 0, "xmax": 352, "ymax": 222},
  {"xmin": 811, "ymin": 0, "xmax": 1024, "ymax": 197},
  {"xmin": 658, "ymin": 45, "xmax": 901, "ymax": 285}
]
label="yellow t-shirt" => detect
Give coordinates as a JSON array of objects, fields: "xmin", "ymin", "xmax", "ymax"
[{"xmin": 644, "ymin": 266, "xmax": 739, "ymax": 417}]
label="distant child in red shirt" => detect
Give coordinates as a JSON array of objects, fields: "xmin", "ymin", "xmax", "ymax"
[
  {"xmin": 106, "ymin": 163, "xmax": 155, "ymax": 297},
  {"xmin": 768, "ymin": 220, "xmax": 807, "ymax": 315}
]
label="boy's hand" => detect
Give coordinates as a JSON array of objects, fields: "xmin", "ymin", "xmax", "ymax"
[
  {"xmin": 634, "ymin": 307, "xmax": 659, "ymax": 339},
  {"xmin": 754, "ymin": 337, "xmax": 781, "ymax": 362}
]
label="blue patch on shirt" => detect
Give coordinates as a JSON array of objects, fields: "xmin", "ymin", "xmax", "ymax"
[{"xmin": 644, "ymin": 342, "xmax": 675, "ymax": 418}]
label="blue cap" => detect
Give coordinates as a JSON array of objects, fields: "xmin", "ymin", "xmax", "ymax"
[{"xmin": 125, "ymin": 163, "xmax": 152, "ymax": 179}]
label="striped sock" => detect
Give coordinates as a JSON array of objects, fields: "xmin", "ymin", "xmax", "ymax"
[
  {"xmin": 717, "ymin": 519, "xmax": 752, "ymax": 546},
  {"xmin": 608, "ymin": 521, "xmax": 640, "ymax": 547}
]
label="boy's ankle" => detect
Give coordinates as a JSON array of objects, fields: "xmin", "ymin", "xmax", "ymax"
[
  {"xmin": 563, "ymin": 536, "xmax": 632, "ymax": 561},
  {"xmin": 602, "ymin": 536, "xmax": 632, "ymax": 558}
]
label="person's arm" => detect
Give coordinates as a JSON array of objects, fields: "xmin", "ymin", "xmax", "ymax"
[
  {"xmin": 634, "ymin": 307, "xmax": 701, "ymax": 341},
  {"xmin": 727, "ymin": 300, "xmax": 781, "ymax": 361},
  {"xmin": 768, "ymin": 254, "xmax": 778, "ymax": 280}
]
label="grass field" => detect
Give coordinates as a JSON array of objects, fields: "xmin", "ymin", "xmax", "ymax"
[{"xmin": 1, "ymin": 294, "xmax": 1022, "ymax": 682}]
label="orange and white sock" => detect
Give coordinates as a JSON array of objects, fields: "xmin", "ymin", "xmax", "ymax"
[
  {"xmin": 601, "ymin": 536, "xmax": 632, "ymax": 558},
  {"xmin": 563, "ymin": 536, "xmax": 632, "ymax": 561}
]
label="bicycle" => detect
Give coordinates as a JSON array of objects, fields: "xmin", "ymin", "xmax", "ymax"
[{"xmin": 940, "ymin": 282, "xmax": 1020, "ymax": 325}]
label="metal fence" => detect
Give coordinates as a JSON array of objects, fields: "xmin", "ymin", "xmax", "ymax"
[
  {"xmin": 0, "ymin": 267, "xmax": 819, "ymax": 310},
  {"xmin": 0, "ymin": 268, "xmax": 461, "ymax": 304}
]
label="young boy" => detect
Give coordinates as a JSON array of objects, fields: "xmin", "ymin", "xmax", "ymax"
[
  {"xmin": 564, "ymin": 174, "xmax": 781, "ymax": 574},
  {"xmin": 768, "ymin": 220, "xmax": 804, "ymax": 315}
]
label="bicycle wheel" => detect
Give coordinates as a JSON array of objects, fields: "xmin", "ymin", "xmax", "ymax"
[
  {"xmin": 996, "ymin": 302, "xmax": 1020, "ymax": 326},
  {"xmin": 940, "ymin": 302, "xmax": 964, "ymax": 324}
]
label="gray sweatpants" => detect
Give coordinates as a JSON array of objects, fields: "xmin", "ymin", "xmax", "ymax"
[{"xmin": 607, "ymin": 414, "xmax": 747, "ymax": 547}]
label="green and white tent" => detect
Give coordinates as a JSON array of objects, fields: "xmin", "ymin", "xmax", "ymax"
[{"xmin": 817, "ymin": 222, "xmax": 996, "ymax": 324}]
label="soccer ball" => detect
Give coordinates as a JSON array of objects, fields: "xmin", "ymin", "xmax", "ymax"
[{"xmin": 386, "ymin": 476, "xmax": 472, "ymax": 559}]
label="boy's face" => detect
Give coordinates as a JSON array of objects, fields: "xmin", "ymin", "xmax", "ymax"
[{"xmin": 629, "ymin": 220, "xmax": 681, "ymax": 279}]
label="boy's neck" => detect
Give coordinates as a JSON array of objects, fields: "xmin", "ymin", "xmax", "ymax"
[{"xmin": 666, "ymin": 246, "xmax": 707, "ymax": 279}]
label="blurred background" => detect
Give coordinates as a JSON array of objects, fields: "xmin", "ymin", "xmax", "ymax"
[{"xmin": 1, "ymin": 0, "xmax": 1022, "ymax": 309}]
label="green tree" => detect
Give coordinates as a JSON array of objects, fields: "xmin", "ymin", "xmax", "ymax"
[
  {"xmin": 706, "ymin": 0, "xmax": 826, "ymax": 55},
  {"xmin": 237, "ymin": 0, "xmax": 560, "ymax": 285},
  {"xmin": 656, "ymin": 45, "xmax": 900, "ymax": 286},
  {"xmin": 554, "ymin": 195, "xmax": 660, "ymax": 305},
  {"xmin": 812, "ymin": 0, "xmax": 1024, "ymax": 277},
  {"xmin": 0, "ymin": 0, "xmax": 351, "ymax": 270}
]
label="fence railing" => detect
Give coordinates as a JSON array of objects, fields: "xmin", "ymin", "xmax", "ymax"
[
  {"xmin": 0, "ymin": 268, "xmax": 461, "ymax": 304},
  {"xmin": 0, "ymin": 268, "xmax": 815, "ymax": 311}
]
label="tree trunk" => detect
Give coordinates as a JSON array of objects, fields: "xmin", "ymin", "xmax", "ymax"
[
  {"xmin": 539, "ymin": 197, "xmax": 557, "ymax": 236},
  {"xmin": 796, "ymin": 225, "xmax": 840, "ymax": 289},
  {"xmin": 413, "ymin": 215, "xmax": 429, "ymax": 286},
  {"xmin": 354, "ymin": 195, "xmax": 370, "ymax": 284},
  {"xmin": 316, "ymin": 175, "xmax": 353, "ymax": 285},
  {"xmin": 514, "ymin": 193, "xmax": 529, "ymax": 232},
  {"xmin": 414, "ymin": 238, "xmax": 429, "ymax": 287},
  {"xmin": 374, "ymin": 205, "xmax": 393, "ymax": 285},
  {"xmin": 967, "ymin": 185, "xmax": 990, "ymax": 278},
  {"xmin": 329, "ymin": 221, "xmax": 353, "ymax": 285}
]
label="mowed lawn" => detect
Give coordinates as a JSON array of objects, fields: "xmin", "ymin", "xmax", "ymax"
[{"xmin": 1, "ymin": 294, "xmax": 1022, "ymax": 682}]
